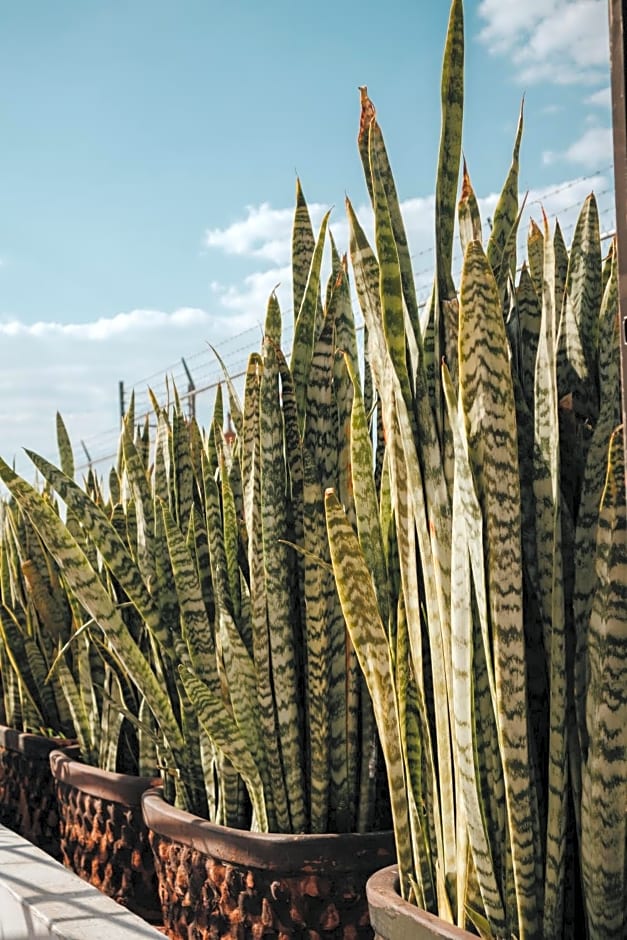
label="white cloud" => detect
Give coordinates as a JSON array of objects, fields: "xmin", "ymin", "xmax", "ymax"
[
  {"xmin": 206, "ymin": 212, "xmax": 357, "ymax": 319},
  {"xmin": 211, "ymin": 265, "xmax": 291, "ymax": 316},
  {"xmin": 565, "ymin": 125, "xmax": 613, "ymax": 166},
  {"xmin": 0, "ymin": 304, "xmax": 264, "ymax": 480},
  {"xmin": 477, "ymin": 0, "xmax": 610, "ymax": 85},
  {"xmin": 0, "ymin": 307, "xmax": 212, "ymax": 341},
  {"xmin": 586, "ymin": 85, "xmax": 611, "ymax": 107},
  {"xmin": 204, "ymin": 170, "xmax": 615, "ymax": 314},
  {"xmin": 543, "ymin": 125, "xmax": 613, "ymax": 168},
  {"xmin": 205, "ymin": 201, "xmax": 328, "ymax": 265},
  {"xmin": 1, "ymin": 170, "xmax": 615, "ymax": 487}
]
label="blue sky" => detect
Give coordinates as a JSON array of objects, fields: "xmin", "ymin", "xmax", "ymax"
[{"xmin": 0, "ymin": 0, "xmax": 615, "ymax": 476}]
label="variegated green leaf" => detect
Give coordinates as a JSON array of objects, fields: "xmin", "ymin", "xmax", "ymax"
[
  {"xmin": 0, "ymin": 456, "xmax": 185, "ymax": 760},
  {"xmin": 325, "ymin": 488, "xmax": 414, "ymax": 895},
  {"xmin": 357, "ymin": 87, "xmax": 421, "ymax": 344},
  {"xmin": 556, "ymin": 193, "xmax": 602, "ymax": 428},
  {"xmin": 580, "ymin": 425, "xmax": 627, "ymax": 940},
  {"xmin": 261, "ymin": 293, "xmax": 306, "ymax": 832},
  {"xmin": 161, "ymin": 501, "xmax": 217, "ymax": 688},
  {"xmin": 56, "ymin": 413, "xmax": 74, "ymax": 480},
  {"xmin": 517, "ymin": 264, "xmax": 542, "ymax": 413},
  {"xmin": 291, "ymin": 210, "xmax": 331, "ymax": 433},
  {"xmin": 458, "ymin": 159, "xmax": 482, "ymax": 256},
  {"xmin": 23, "ymin": 449, "xmax": 180, "ymax": 663},
  {"xmin": 292, "ymin": 177, "xmax": 316, "ymax": 321},
  {"xmin": 459, "ymin": 240, "xmax": 542, "ymax": 936},
  {"xmin": 179, "ymin": 665, "xmax": 268, "ymax": 831},
  {"xmin": 533, "ymin": 217, "xmax": 568, "ymax": 936},
  {"xmin": 574, "ymin": 251, "xmax": 620, "ymax": 759},
  {"xmin": 435, "ymin": 0, "xmax": 464, "ymax": 305},
  {"xmin": 554, "ymin": 221, "xmax": 569, "ymax": 324},
  {"xmin": 486, "ymin": 100, "xmax": 523, "ymax": 291},
  {"xmin": 443, "ymin": 364, "xmax": 507, "ymax": 935},
  {"xmin": 527, "ymin": 219, "xmax": 544, "ymax": 299}
]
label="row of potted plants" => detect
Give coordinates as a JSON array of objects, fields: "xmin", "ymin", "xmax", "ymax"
[{"xmin": 1, "ymin": 0, "xmax": 625, "ymax": 937}]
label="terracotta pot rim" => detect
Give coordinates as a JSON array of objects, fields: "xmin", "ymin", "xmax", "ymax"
[
  {"xmin": 0, "ymin": 724, "xmax": 78, "ymax": 759},
  {"xmin": 142, "ymin": 787, "xmax": 396, "ymax": 873},
  {"xmin": 49, "ymin": 750, "xmax": 160, "ymax": 807},
  {"xmin": 367, "ymin": 865, "xmax": 476, "ymax": 939}
]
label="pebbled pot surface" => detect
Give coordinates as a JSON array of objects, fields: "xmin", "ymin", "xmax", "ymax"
[
  {"xmin": 142, "ymin": 787, "xmax": 396, "ymax": 940},
  {"xmin": 50, "ymin": 750, "xmax": 162, "ymax": 924}
]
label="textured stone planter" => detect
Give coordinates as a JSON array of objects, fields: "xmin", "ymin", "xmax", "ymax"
[
  {"xmin": 0, "ymin": 724, "xmax": 77, "ymax": 860},
  {"xmin": 142, "ymin": 787, "xmax": 396, "ymax": 940},
  {"xmin": 366, "ymin": 866, "xmax": 476, "ymax": 939},
  {"xmin": 50, "ymin": 749, "xmax": 162, "ymax": 924}
]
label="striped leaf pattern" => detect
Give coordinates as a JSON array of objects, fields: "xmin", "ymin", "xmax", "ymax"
[
  {"xmin": 0, "ymin": 7, "xmax": 623, "ymax": 933},
  {"xmin": 580, "ymin": 427, "xmax": 627, "ymax": 939},
  {"xmin": 324, "ymin": 489, "xmax": 414, "ymax": 892},
  {"xmin": 458, "ymin": 241, "xmax": 541, "ymax": 937},
  {"xmin": 260, "ymin": 294, "xmax": 306, "ymax": 832},
  {"xmin": 486, "ymin": 100, "xmax": 523, "ymax": 293},
  {"xmin": 534, "ymin": 219, "xmax": 569, "ymax": 937}
]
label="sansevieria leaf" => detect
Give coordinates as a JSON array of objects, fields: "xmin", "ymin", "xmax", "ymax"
[
  {"xmin": 324, "ymin": 488, "xmax": 414, "ymax": 895},
  {"xmin": 0, "ymin": 456, "xmax": 186, "ymax": 761},
  {"xmin": 459, "ymin": 240, "xmax": 541, "ymax": 938},
  {"xmin": 580, "ymin": 425, "xmax": 627, "ymax": 940}
]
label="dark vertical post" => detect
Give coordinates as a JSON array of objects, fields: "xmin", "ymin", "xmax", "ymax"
[
  {"xmin": 609, "ymin": 0, "xmax": 627, "ymax": 485},
  {"xmin": 119, "ymin": 380, "xmax": 125, "ymax": 426}
]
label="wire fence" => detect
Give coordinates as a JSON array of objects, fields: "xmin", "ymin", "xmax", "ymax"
[{"xmin": 75, "ymin": 170, "xmax": 617, "ymax": 474}]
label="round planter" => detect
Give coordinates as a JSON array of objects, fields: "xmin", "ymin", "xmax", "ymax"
[
  {"xmin": 0, "ymin": 724, "xmax": 78, "ymax": 860},
  {"xmin": 49, "ymin": 750, "xmax": 162, "ymax": 924},
  {"xmin": 142, "ymin": 788, "xmax": 397, "ymax": 940},
  {"xmin": 366, "ymin": 866, "xmax": 476, "ymax": 939}
]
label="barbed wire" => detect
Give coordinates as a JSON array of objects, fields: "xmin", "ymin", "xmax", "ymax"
[{"xmin": 75, "ymin": 175, "xmax": 616, "ymax": 473}]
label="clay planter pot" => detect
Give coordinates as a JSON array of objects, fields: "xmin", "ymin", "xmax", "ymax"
[
  {"xmin": 142, "ymin": 787, "xmax": 396, "ymax": 940},
  {"xmin": 0, "ymin": 724, "xmax": 78, "ymax": 860},
  {"xmin": 366, "ymin": 866, "xmax": 476, "ymax": 939},
  {"xmin": 49, "ymin": 750, "xmax": 162, "ymax": 924}
]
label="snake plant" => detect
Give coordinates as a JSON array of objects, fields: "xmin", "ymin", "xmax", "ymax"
[
  {"xmin": 0, "ymin": 1, "xmax": 624, "ymax": 935},
  {"xmin": 0, "ymin": 190, "xmax": 386, "ymax": 835},
  {"xmin": 325, "ymin": 1, "xmax": 625, "ymax": 938},
  {"xmin": 0, "ymin": 415, "xmax": 142, "ymax": 773}
]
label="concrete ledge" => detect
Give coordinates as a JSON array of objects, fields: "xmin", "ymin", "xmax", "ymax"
[{"xmin": 0, "ymin": 824, "xmax": 162, "ymax": 939}]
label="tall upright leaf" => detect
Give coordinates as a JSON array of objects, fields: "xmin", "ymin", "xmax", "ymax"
[
  {"xmin": 459, "ymin": 240, "xmax": 542, "ymax": 937},
  {"xmin": 435, "ymin": 0, "xmax": 464, "ymax": 306},
  {"xmin": 291, "ymin": 177, "xmax": 316, "ymax": 320},
  {"xmin": 533, "ymin": 217, "xmax": 568, "ymax": 937},
  {"xmin": 580, "ymin": 426, "xmax": 627, "ymax": 939},
  {"xmin": 486, "ymin": 100, "xmax": 524, "ymax": 293},
  {"xmin": 291, "ymin": 211, "xmax": 331, "ymax": 433},
  {"xmin": 261, "ymin": 294, "xmax": 306, "ymax": 831}
]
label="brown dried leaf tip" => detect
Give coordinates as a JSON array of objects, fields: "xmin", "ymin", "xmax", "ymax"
[
  {"xmin": 358, "ymin": 86, "xmax": 376, "ymax": 143},
  {"xmin": 460, "ymin": 156, "xmax": 473, "ymax": 201}
]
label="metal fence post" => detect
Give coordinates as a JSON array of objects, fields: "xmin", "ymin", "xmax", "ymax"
[{"xmin": 609, "ymin": 0, "xmax": 627, "ymax": 486}]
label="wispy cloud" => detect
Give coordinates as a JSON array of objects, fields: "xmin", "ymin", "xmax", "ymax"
[
  {"xmin": 0, "ymin": 307, "xmax": 212, "ymax": 340},
  {"xmin": 477, "ymin": 0, "xmax": 609, "ymax": 86},
  {"xmin": 0, "ymin": 304, "xmax": 264, "ymax": 477},
  {"xmin": 543, "ymin": 125, "xmax": 613, "ymax": 168},
  {"xmin": 211, "ymin": 265, "xmax": 292, "ymax": 319},
  {"xmin": 205, "ymin": 201, "xmax": 328, "ymax": 265},
  {"xmin": 205, "ymin": 172, "xmax": 613, "ymax": 312},
  {"xmin": 585, "ymin": 85, "xmax": 611, "ymax": 108},
  {"xmin": 1, "ymin": 169, "xmax": 615, "ymax": 484}
]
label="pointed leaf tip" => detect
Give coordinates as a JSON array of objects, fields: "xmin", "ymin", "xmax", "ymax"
[
  {"xmin": 358, "ymin": 86, "xmax": 376, "ymax": 143},
  {"xmin": 461, "ymin": 160, "xmax": 472, "ymax": 198}
]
